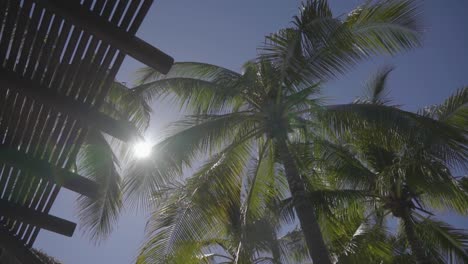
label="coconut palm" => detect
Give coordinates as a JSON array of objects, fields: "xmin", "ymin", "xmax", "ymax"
[
  {"xmin": 135, "ymin": 139, "xmax": 291, "ymax": 263},
  {"xmin": 126, "ymin": 1, "xmax": 422, "ymax": 262},
  {"xmin": 315, "ymin": 68, "xmax": 468, "ymax": 263},
  {"xmin": 135, "ymin": 136, "xmax": 380, "ymax": 264}
]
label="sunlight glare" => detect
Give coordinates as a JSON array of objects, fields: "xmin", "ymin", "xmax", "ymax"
[{"xmin": 133, "ymin": 141, "xmax": 152, "ymax": 159}]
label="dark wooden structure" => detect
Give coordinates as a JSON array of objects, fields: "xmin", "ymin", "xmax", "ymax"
[{"xmin": 0, "ymin": 0, "xmax": 173, "ymax": 262}]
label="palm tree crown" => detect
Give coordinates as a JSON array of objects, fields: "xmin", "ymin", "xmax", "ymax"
[
  {"xmin": 316, "ymin": 68, "xmax": 468, "ymax": 263},
  {"xmin": 126, "ymin": 0, "xmax": 424, "ymax": 263}
]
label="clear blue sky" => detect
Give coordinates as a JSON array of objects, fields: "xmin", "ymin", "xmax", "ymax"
[{"xmin": 36, "ymin": 1, "xmax": 468, "ymax": 263}]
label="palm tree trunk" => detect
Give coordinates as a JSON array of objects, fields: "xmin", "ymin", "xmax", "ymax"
[
  {"xmin": 270, "ymin": 233, "xmax": 282, "ymax": 264},
  {"xmin": 400, "ymin": 210, "xmax": 430, "ymax": 264},
  {"xmin": 276, "ymin": 138, "xmax": 332, "ymax": 264}
]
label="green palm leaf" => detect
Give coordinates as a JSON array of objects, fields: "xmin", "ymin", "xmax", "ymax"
[
  {"xmin": 127, "ymin": 2, "xmax": 425, "ymax": 262},
  {"xmin": 124, "ymin": 112, "xmax": 258, "ymax": 210},
  {"xmin": 134, "ymin": 63, "xmax": 243, "ymax": 114},
  {"xmin": 74, "ymin": 81, "xmax": 149, "ymax": 241},
  {"xmin": 345, "ymin": 0, "xmax": 422, "ymax": 55},
  {"xmin": 419, "ymin": 86, "xmax": 468, "ymax": 129},
  {"xmin": 354, "ymin": 65, "xmax": 394, "ymax": 105},
  {"xmin": 413, "ymin": 215, "xmax": 468, "ymax": 263},
  {"xmin": 137, "ymin": 141, "xmax": 252, "ymax": 263},
  {"xmin": 261, "ymin": 0, "xmax": 422, "ymax": 85},
  {"xmin": 76, "ymin": 130, "xmax": 122, "ymax": 242}
]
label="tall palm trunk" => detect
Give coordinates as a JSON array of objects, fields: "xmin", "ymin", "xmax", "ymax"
[
  {"xmin": 276, "ymin": 138, "xmax": 332, "ymax": 264},
  {"xmin": 401, "ymin": 210, "xmax": 430, "ymax": 264},
  {"xmin": 270, "ymin": 232, "xmax": 282, "ymax": 264}
]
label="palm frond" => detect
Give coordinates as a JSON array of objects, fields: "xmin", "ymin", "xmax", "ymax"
[
  {"xmin": 137, "ymin": 140, "xmax": 253, "ymax": 263},
  {"xmin": 278, "ymin": 229, "xmax": 311, "ymax": 264},
  {"xmin": 260, "ymin": 0, "xmax": 349, "ymax": 85},
  {"xmin": 134, "ymin": 62, "xmax": 244, "ymax": 115},
  {"xmin": 333, "ymin": 222, "xmax": 394, "ymax": 264},
  {"xmin": 460, "ymin": 177, "xmax": 468, "ymax": 193},
  {"xmin": 324, "ymin": 104, "xmax": 468, "ymax": 170},
  {"xmin": 101, "ymin": 82, "xmax": 151, "ymax": 133},
  {"xmin": 419, "ymin": 86, "xmax": 468, "ymax": 129},
  {"xmin": 354, "ymin": 65, "xmax": 394, "ymax": 105},
  {"xmin": 76, "ymin": 130, "xmax": 122, "ymax": 242},
  {"xmin": 136, "ymin": 62, "xmax": 240, "ymax": 84},
  {"xmin": 312, "ymin": 138, "xmax": 377, "ymax": 190},
  {"xmin": 134, "ymin": 78, "xmax": 244, "ymax": 115},
  {"xmin": 414, "ymin": 215, "xmax": 468, "ymax": 263},
  {"xmin": 136, "ymin": 190, "xmax": 211, "ymax": 264},
  {"xmin": 280, "ymin": 189, "xmax": 368, "ymax": 230},
  {"xmin": 124, "ymin": 112, "xmax": 258, "ymax": 210},
  {"xmin": 244, "ymin": 140, "xmax": 283, "ymax": 222},
  {"xmin": 284, "ymin": 82, "xmax": 322, "ymax": 111},
  {"xmin": 403, "ymin": 162, "xmax": 468, "ymax": 215},
  {"xmin": 261, "ymin": 0, "xmax": 422, "ymax": 86},
  {"xmin": 345, "ymin": 0, "xmax": 423, "ymax": 55}
]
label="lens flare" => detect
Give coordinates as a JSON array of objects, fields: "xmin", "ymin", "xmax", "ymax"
[{"xmin": 133, "ymin": 142, "xmax": 152, "ymax": 159}]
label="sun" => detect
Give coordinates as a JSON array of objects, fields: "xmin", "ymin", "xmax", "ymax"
[{"xmin": 133, "ymin": 142, "xmax": 152, "ymax": 159}]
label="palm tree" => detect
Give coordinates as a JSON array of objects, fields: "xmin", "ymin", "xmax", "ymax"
[
  {"xmin": 316, "ymin": 68, "xmax": 468, "ymax": 263},
  {"xmin": 126, "ymin": 1, "xmax": 422, "ymax": 262},
  {"xmin": 135, "ymin": 139, "xmax": 291, "ymax": 263}
]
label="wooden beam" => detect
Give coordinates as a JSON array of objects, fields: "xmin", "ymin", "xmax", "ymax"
[
  {"xmin": 0, "ymin": 145, "xmax": 99, "ymax": 199},
  {"xmin": 34, "ymin": 0, "xmax": 174, "ymax": 74},
  {"xmin": 0, "ymin": 199, "xmax": 76, "ymax": 237},
  {"xmin": 0, "ymin": 68, "xmax": 137, "ymax": 142},
  {"xmin": 0, "ymin": 227, "xmax": 44, "ymax": 264}
]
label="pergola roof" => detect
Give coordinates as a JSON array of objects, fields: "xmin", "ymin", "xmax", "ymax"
[{"xmin": 0, "ymin": 0, "xmax": 173, "ymax": 262}]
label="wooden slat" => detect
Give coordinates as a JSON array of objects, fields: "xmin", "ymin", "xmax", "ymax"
[
  {"xmin": 26, "ymin": 0, "xmax": 142, "ymax": 245},
  {"xmin": 20, "ymin": 16, "xmax": 89, "ymax": 242},
  {"xmin": 34, "ymin": 0, "xmax": 174, "ymax": 74},
  {"xmin": 0, "ymin": 68, "xmax": 138, "ymax": 141},
  {"xmin": 0, "ymin": 199, "xmax": 76, "ymax": 237},
  {"xmin": 20, "ymin": 0, "xmax": 120, "ymax": 243},
  {"xmin": 6, "ymin": 1, "xmax": 33, "ymax": 70},
  {"xmin": 0, "ymin": 145, "xmax": 99, "ymax": 199},
  {"xmin": 0, "ymin": 0, "xmax": 170, "ymax": 248},
  {"xmin": 15, "ymin": 1, "xmax": 44, "ymax": 74},
  {"xmin": 24, "ymin": 10, "xmax": 53, "ymax": 79},
  {"xmin": 0, "ymin": 0, "xmax": 17, "ymax": 64}
]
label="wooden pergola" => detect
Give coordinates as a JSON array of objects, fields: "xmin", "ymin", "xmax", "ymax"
[{"xmin": 0, "ymin": 0, "xmax": 173, "ymax": 263}]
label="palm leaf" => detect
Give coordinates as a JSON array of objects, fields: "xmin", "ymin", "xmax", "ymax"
[
  {"xmin": 334, "ymin": 222, "xmax": 394, "ymax": 264},
  {"xmin": 243, "ymin": 140, "xmax": 283, "ymax": 222},
  {"xmin": 76, "ymin": 130, "xmax": 122, "ymax": 242},
  {"xmin": 137, "ymin": 141, "xmax": 253, "ymax": 263},
  {"xmin": 261, "ymin": 0, "xmax": 422, "ymax": 85},
  {"xmin": 413, "ymin": 215, "xmax": 468, "ymax": 263},
  {"xmin": 354, "ymin": 65, "xmax": 394, "ymax": 105},
  {"xmin": 136, "ymin": 62, "xmax": 240, "ymax": 84},
  {"xmin": 134, "ymin": 63, "xmax": 243, "ymax": 115},
  {"xmin": 419, "ymin": 86, "xmax": 468, "ymax": 129},
  {"xmin": 277, "ymin": 229, "xmax": 311, "ymax": 264},
  {"xmin": 101, "ymin": 82, "xmax": 151, "ymax": 133},
  {"xmin": 324, "ymin": 104, "xmax": 468, "ymax": 170},
  {"xmin": 345, "ymin": 0, "xmax": 423, "ymax": 55},
  {"xmin": 124, "ymin": 112, "xmax": 258, "ymax": 210}
]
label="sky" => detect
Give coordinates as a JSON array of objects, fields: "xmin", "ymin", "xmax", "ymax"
[{"xmin": 35, "ymin": 0, "xmax": 468, "ymax": 263}]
